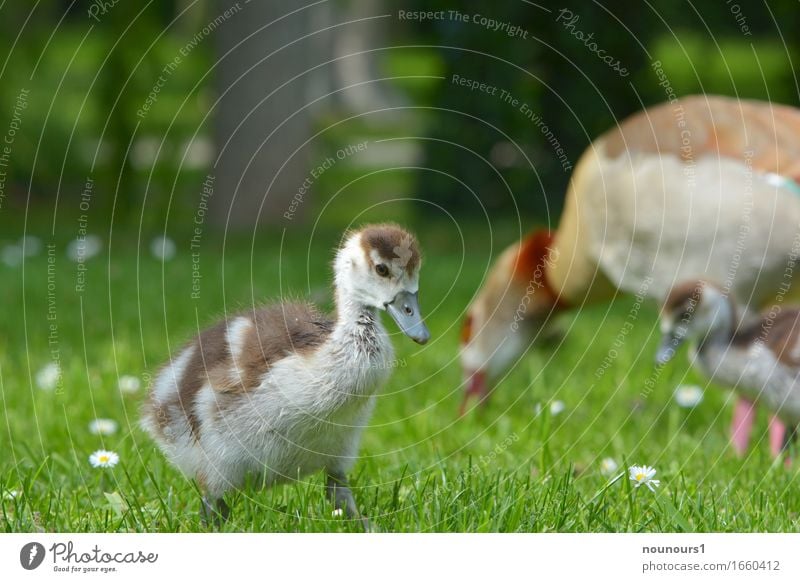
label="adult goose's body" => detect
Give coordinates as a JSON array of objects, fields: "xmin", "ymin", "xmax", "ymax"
[
  {"xmin": 658, "ymin": 280, "xmax": 800, "ymax": 457},
  {"xmin": 141, "ymin": 224, "xmax": 430, "ymax": 525},
  {"xmin": 460, "ymin": 95, "xmax": 800, "ymax": 412}
]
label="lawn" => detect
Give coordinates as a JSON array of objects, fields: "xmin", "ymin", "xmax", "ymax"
[{"xmin": 2, "ymin": 224, "xmax": 799, "ymax": 533}]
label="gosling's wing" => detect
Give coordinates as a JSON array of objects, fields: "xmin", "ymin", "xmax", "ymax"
[{"xmin": 735, "ymin": 308, "xmax": 800, "ymax": 367}]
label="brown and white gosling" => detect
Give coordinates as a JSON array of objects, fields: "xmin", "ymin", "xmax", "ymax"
[
  {"xmin": 657, "ymin": 280, "xmax": 799, "ymax": 459},
  {"xmin": 140, "ymin": 224, "xmax": 430, "ymax": 526}
]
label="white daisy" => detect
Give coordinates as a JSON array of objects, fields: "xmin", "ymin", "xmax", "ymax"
[
  {"xmin": 130, "ymin": 137, "xmax": 161, "ymax": 169},
  {"xmin": 89, "ymin": 450, "xmax": 119, "ymax": 469},
  {"xmin": 1, "ymin": 244, "xmax": 23, "ymax": 267},
  {"xmin": 66, "ymin": 234, "xmax": 102, "ymax": 262},
  {"xmin": 2, "ymin": 490, "xmax": 22, "ymax": 501},
  {"xmin": 20, "ymin": 235, "xmax": 42, "ymax": 257},
  {"xmin": 150, "ymin": 235, "xmax": 176, "ymax": 261},
  {"xmin": 628, "ymin": 464, "xmax": 661, "ymax": 492},
  {"xmin": 118, "ymin": 375, "xmax": 141, "ymax": 394},
  {"xmin": 599, "ymin": 457, "xmax": 619, "ymax": 477},
  {"xmin": 36, "ymin": 362, "xmax": 61, "ymax": 391},
  {"xmin": 182, "ymin": 137, "xmax": 214, "ymax": 170},
  {"xmin": 549, "ymin": 400, "xmax": 566, "ymax": 416},
  {"xmin": 88, "ymin": 418, "xmax": 118, "ymax": 436},
  {"xmin": 331, "ymin": 508, "xmax": 344, "ymax": 517},
  {"xmin": 674, "ymin": 385, "xmax": 704, "ymax": 408}
]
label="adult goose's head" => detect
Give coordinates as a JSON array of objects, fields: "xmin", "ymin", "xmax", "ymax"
[
  {"xmin": 334, "ymin": 223, "xmax": 430, "ymax": 344},
  {"xmin": 459, "ymin": 230, "xmax": 564, "ymax": 414}
]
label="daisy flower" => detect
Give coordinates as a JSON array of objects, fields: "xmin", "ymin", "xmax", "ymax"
[
  {"xmin": 118, "ymin": 375, "xmax": 141, "ymax": 394},
  {"xmin": 89, "ymin": 450, "xmax": 119, "ymax": 469},
  {"xmin": 2, "ymin": 489, "xmax": 22, "ymax": 501},
  {"xmin": 20, "ymin": 235, "xmax": 42, "ymax": 257},
  {"xmin": 36, "ymin": 362, "xmax": 61, "ymax": 391},
  {"xmin": 1, "ymin": 244, "xmax": 23, "ymax": 267},
  {"xmin": 600, "ymin": 457, "xmax": 619, "ymax": 477},
  {"xmin": 534, "ymin": 400, "xmax": 567, "ymax": 417},
  {"xmin": 150, "ymin": 235, "xmax": 176, "ymax": 261},
  {"xmin": 629, "ymin": 464, "xmax": 661, "ymax": 492},
  {"xmin": 88, "ymin": 418, "xmax": 118, "ymax": 436},
  {"xmin": 67, "ymin": 234, "xmax": 102, "ymax": 262},
  {"xmin": 674, "ymin": 384, "xmax": 704, "ymax": 408}
]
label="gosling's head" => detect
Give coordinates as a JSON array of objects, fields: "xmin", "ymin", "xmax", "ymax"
[
  {"xmin": 656, "ymin": 280, "xmax": 734, "ymax": 365},
  {"xmin": 334, "ymin": 223, "xmax": 430, "ymax": 344}
]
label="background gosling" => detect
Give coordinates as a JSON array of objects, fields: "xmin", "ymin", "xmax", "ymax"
[{"xmin": 657, "ymin": 280, "xmax": 799, "ymax": 459}]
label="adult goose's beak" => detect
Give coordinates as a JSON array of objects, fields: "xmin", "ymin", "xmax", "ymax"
[{"xmin": 386, "ymin": 290, "xmax": 430, "ymax": 344}]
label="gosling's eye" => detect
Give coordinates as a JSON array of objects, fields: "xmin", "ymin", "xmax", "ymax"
[{"xmin": 375, "ymin": 264, "xmax": 390, "ymax": 277}]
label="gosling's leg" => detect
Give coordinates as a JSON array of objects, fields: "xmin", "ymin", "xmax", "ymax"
[
  {"xmin": 768, "ymin": 415, "xmax": 788, "ymax": 459},
  {"xmin": 730, "ymin": 397, "xmax": 756, "ymax": 457},
  {"xmin": 326, "ymin": 471, "xmax": 369, "ymax": 531},
  {"xmin": 783, "ymin": 424, "xmax": 797, "ymax": 467},
  {"xmin": 200, "ymin": 496, "xmax": 230, "ymax": 528}
]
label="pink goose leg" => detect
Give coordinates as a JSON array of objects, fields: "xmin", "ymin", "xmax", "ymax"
[
  {"xmin": 768, "ymin": 415, "xmax": 787, "ymax": 459},
  {"xmin": 730, "ymin": 397, "xmax": 756, "ymax": 457}
]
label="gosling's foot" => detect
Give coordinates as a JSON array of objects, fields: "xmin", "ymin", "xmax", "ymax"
[
  {"xmin": 200, "ymin": 496, "xmax": 229, "ymax": 528},
  {"xmin": 327, "ymin": 472, "xmax": 371, "ymax": 532}
]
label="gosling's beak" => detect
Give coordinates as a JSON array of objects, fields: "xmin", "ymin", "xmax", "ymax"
[
  {"xmin": 655, "ymin": 333, "xmax": 684, "ymax": 365},
  {"xmin": 385, "ymin": 290, "xmax": 430, "ymax": 344}
]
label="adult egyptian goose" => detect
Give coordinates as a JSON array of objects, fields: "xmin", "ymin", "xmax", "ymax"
[
  {"xmin": 141, "ymin": 224, "xmax": 430, "ymax": 527},
  {"xmin": 460, "ymin": 95, "xmax": 800, "ymax": 414},
  {"xmin": 657, "ymin": 280, "xmax": 799, "ymax": 458}
]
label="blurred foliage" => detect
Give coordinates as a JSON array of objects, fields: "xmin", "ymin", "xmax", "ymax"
[
  {"xmin": 0, "ymin": 0, "xmax": 798, "ymax": 231},
  {"xmin": 0, "ymin": 0, "xmax": 213, "ymax": 230},
  {"xmin": 397, "ymin": 0, "xmax": 800, "ymax": 223}
]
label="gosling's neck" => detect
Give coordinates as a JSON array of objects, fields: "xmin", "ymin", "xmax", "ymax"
[
  {"xmin": 332, "ymin": 287, "xmax": 385, "ymax": 347},
  {"xmin": 691, "ymin": 300, "xmax": 738, "ymax": 364}
]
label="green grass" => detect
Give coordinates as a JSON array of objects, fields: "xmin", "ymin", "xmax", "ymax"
[{"xmin": 2, "ymin": 225, "xmax": 799, "ymax": 533}]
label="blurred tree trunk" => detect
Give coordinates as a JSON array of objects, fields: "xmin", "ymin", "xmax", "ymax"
[{"xmin": 213, "ymin": 0, "xmax": 312, "ymax": 228}]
